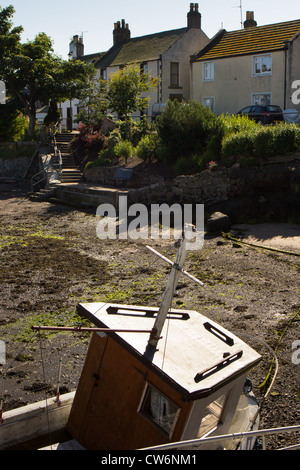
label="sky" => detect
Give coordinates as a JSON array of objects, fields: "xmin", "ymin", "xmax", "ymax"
[{"xmin": 2, "ymin": 0, "xmax": 299, "ymax": 59}]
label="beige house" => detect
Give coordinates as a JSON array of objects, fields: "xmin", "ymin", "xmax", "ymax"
[
  {"xmin": 63, "ymin": 3, "xmax": 209, "ymax": 125},
  {"xmin": 191, "ymin": 12, "xmax": 300, "ymax": 116}
]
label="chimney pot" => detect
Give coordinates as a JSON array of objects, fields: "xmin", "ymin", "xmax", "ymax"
[{"xmin": 113, "ymin": 19, "xmax": 131, "ymax": 45}]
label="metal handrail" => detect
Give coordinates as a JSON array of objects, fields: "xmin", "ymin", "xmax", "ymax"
[
  {"xmin": 31, "ymin": 136, "xmax": 62, "ymax": 193},
  {"xmin": 139, "ymin": 425, "xmax": 300, "ymax": 451}
]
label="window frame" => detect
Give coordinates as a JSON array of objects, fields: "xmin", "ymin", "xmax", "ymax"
[
  {"xmin": 251, "ymin": 92, "xmax": 272, "ymax": 106},
  {"xmin": 138, "ymin": 383, "xmax": 181, "ymax": 437},
  {"xmin": 202, "ymin": 61, "xmax": 214, "ymax": 81},
  {"xmin": 202, "ymin": 96, "xmax": 215, "ymax": 112},
  {"xmin": 252, "ymin": 54, "xmax": 272, "ymax": 76},
  {"xmin": 170, "ymin": 62, "xmax": 180, "ymax": 88}
]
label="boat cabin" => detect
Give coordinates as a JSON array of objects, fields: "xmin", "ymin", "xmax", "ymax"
[{"xmin": 67, "ymin": 301, "xmax": 261, "ymax": 450}]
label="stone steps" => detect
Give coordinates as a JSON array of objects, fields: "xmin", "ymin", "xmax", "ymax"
[{"xmin": 55, "ymin": 133, "xmax": 82, "ymax": 183}]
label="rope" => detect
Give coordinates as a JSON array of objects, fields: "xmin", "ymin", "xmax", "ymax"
[{"xmin": 223, "ymin": 232, "xmax": 300, "ymax": 257}]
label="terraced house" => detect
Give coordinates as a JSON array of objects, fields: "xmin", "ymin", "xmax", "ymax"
[
  {"xmin": 61, "ymin": 3, "xmax": 209, "ymax": 126},
  {"xmin": 191, "ymin": 12, "xmax": 300, "ymax": 115}
]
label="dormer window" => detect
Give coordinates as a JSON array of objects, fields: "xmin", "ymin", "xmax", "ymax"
[{"xmin": 253, "ymin": 54, "xmax": 272, "ymax": 76}]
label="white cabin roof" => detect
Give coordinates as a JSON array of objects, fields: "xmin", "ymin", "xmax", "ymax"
[{"xmin": 77, "ymin": 302, "xmax": 261, "ymax": 400}]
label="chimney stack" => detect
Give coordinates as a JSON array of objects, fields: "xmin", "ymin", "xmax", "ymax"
[
  {"xmin": 113, "ymin": 19, "xmax": 131, "ymax": 46},
  {"xmin": 187, "ymin": 3, "xmax": 201, "ymax": 29},
  {"xmin": 244, "ymin": 11, "xmax": 257, "ymax": 29},
  {"xmin": 69, "ymin": 34, "xmax": 84, "ymax": 59}
]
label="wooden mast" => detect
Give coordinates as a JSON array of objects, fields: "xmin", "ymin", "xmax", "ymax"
[{"xmin": 146, "ymin": 233, "xmax": 204, "ymax": 350}]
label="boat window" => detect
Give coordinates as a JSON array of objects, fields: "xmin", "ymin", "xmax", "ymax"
[
  {"xmin": 197, "ymin": 392, "xmax": 228, "ymax": 438},
  {"xmin": 140, "ymin": 384, "xmax": 180, "ymax": 436}
]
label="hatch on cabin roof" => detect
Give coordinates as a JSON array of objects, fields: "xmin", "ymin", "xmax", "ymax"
[{"xmin": 77, "ymin": 302, "xmax": 261, "ymax": 400}]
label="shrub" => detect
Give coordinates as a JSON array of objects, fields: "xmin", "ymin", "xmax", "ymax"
[
  {"xmin": 70, "ymin": 123, "xmax": 107, "ymax": 166},
  {"xmin": 155, "ymin": 100, "xmax": 223, "ymax": 163},
  {"xmin": 174, "ymin": 154, "xmax": 201, "ymax": 175},
  {"xmin": 114, "ymin": 140, "xmax": 134, "ymax": 164},
  {"xmin": 135, "ymin": 134, "xmax": 158, "ymax": 162},
  {"xmin": 85, "ymin": 150, "xmax": 111, "ymax": 169},
  {"xmin": 221, "ymin": 122, "xmax": 299, "ymax": 163},
  {"xmin": 220, "ymin": 113, "xmax": 257, "ymax": 137},
  {"xmin": 0, "ymin": 101, "xmax": 29, "ymax": 142},
  {"xmin": 221, "ymin": 130, "xmax": 255, "ymax": 161}
]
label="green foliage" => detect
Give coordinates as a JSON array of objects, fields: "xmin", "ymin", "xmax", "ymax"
[
  {"xmin": 43, "ymin": 100, "xmax": 61, "ymax": 129},
  {"xmin": 221, "ymin": 122, "xmax": 299, "ymax": 163},
  {"xmin": 0, "ymin": 99, "xmax": 28, "ymax": 142},
  {"xmin": 107, "ymin": 65, "xmax": 159, "ymax": 121},
  {"xmin": 155, "ymin": 100, "xmax": 223, "ymax": 164},
  {"xmin": 0, "ymin": 5, "xmax": 23, "ymax": 62},
  {"xmin": 106, "ymin": 128, "xmax": 122, "ymax": 153},
  {"xmin": 85, "ymin": 151, "xmax": 111, "ymax": 169},
  {"xmin": 75, "ymin": 78, "xmax": 108, "ymax": 127},
  {"xmin": 114, "ymin": 140, "xmax": 134, "ymax": 164},
  {"xmin": 220, "ymin": 113, "xmax": 258, "ymax": 136},
  {"xmin": 1, "ymin": 22, "xmax": 94, "ymax": 138},
  {"xmin": 0, "ymin": 142, "xmax": 35, "ymax": 159},
  {"xmin": 174, "ymin": 154, "xmax": 200, "ymax": 175},
  {"xmin": 135, "ymin": 134, "xmax": 158, "ymax": 162}
]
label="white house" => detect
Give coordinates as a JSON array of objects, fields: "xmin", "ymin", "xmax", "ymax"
[
  {"xmin": 191, "ymin": 12, "xmax": 300, "ymax": 116},
  {"xmin": 59, "ymin": 3, "xmax": 210, "ymax": 128}
]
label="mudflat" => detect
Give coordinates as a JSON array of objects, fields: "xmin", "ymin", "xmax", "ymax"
[{"xmin": 0, "ymin": 185, "xmax": 299, "ymax": 450}]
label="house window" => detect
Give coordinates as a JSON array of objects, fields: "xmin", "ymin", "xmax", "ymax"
[
  {"xmin": 252, "ymin": 93, "xmax": 271, "ymax": 106},
  {"xmin": 202, "ymin": 62, "xmax": 214, "ymax": 81},
  {"xmin": 139, "ymin": 384, "xmax": 180, "ymax": 436},
  {"xmin": 140, "ymin": 62, "xmax": 148, "ymax": 75},
  {"xmin": 253, "ymin": 54, "xmax": 272, "ymax": 76},
  {"xmin": 202, "ymin": 97, "xmax": 215, "ymax": 112},
  {"xmin": 197, "ymin": 392, "xmax": 229, "ymax": 438},
  {"xmin": 170, "ymin": 62, "xmax": 179, "ymax": 87},
  {"xmin": 100, "ymin": 68, "xmax": 107, "ymax": 80}
]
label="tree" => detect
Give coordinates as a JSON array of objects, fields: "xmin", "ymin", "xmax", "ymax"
[
  {"xmin": 106, "ymin": 64, "xmax": 159, "ymax": 137},
  {"xmin": 75, "ymin": 78, "xmax": 108, "ymax": 127},
  {"xmin": 2, "ymin": 30, "xmax": 94, "ymax": 138},
  {"xmin": 0, "ymin": 5, "xmax": 23, "ymax": 62}
]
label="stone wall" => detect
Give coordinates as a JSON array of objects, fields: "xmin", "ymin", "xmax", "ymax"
[
  {"xmin": 83, "ymin": 158, "xmax": 300, "ymax": 221},
  {"xmin": 0, "ymin": 143, "xmax": 39, "ymax": 181}
]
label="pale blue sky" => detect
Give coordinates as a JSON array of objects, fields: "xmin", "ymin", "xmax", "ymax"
[{"xmin": 2, "ymin": 0, "xmax": 299, "ymax": 59}]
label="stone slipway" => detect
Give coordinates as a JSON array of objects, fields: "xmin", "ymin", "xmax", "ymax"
[{"xmin": 51, "ymin": 183, "xmax": 129, "ymax": 209}]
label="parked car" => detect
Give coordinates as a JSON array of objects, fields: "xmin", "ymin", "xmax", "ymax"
[{"xmin": 237, "ymin": 105, "xmax": 284, "ymax": 124}]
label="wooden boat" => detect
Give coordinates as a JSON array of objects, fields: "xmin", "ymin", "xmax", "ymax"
[{"xmin": 0, "ymin": 235, "xmax": 274, "ymax": 450}]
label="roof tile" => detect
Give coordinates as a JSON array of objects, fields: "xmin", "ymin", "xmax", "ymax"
[{"xmin": 195, "ymin": 19, "xmax": 300, "ymax": 61}]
